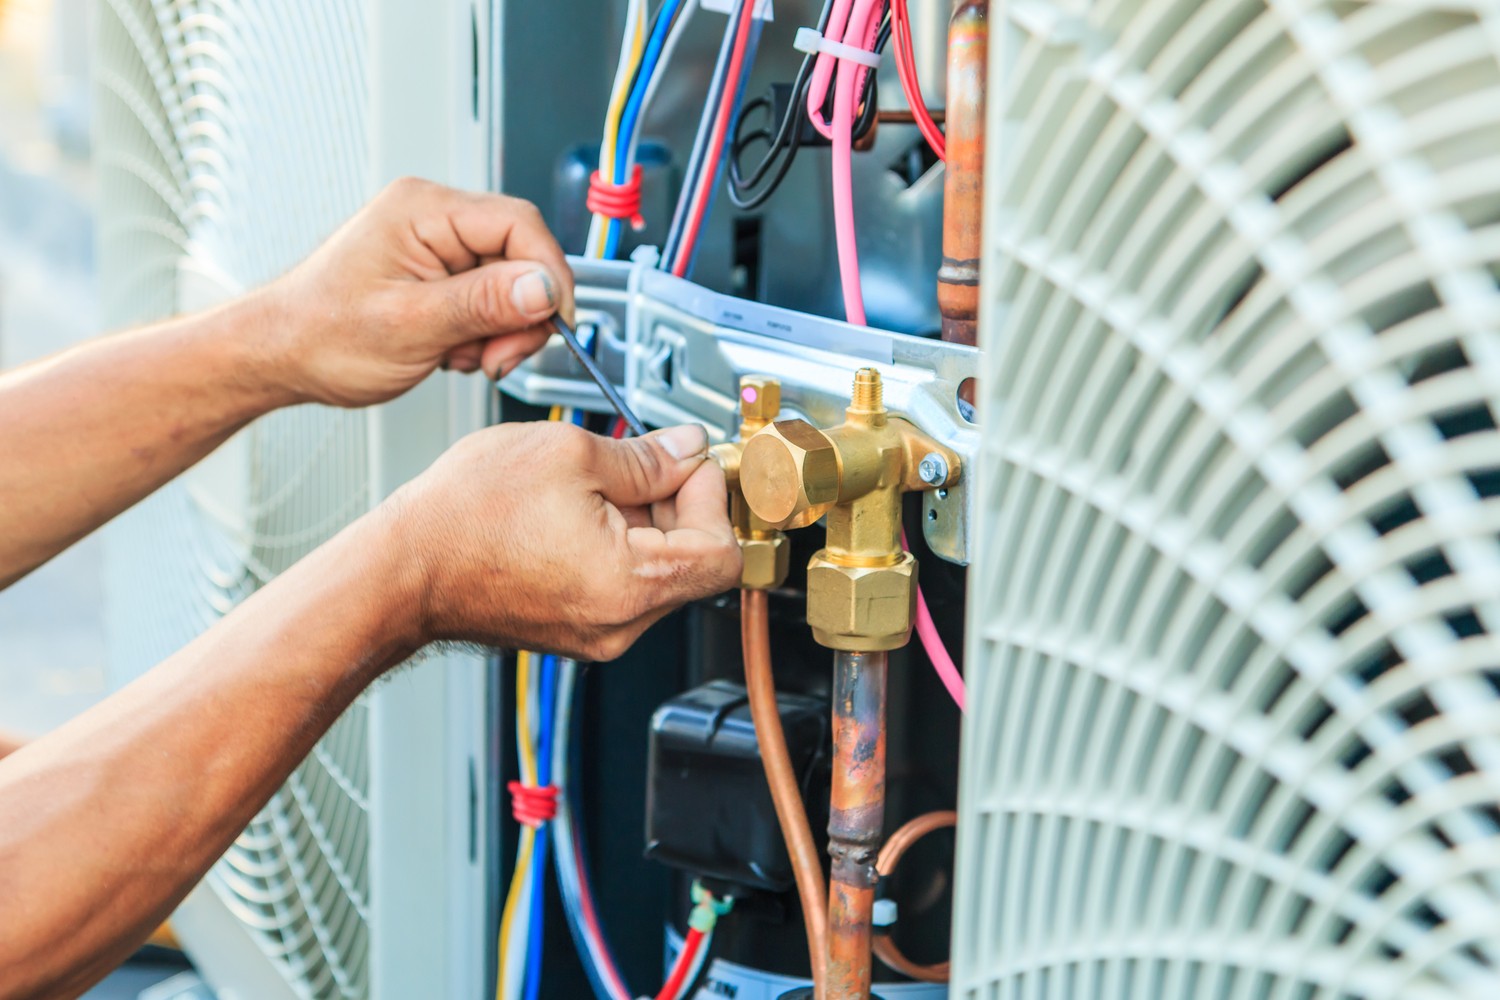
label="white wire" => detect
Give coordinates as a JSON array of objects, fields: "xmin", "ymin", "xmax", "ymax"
[
  {"xmin": 671, "ymin": 926, "xmax": 715, "ymax": 1000},
  {"xmin": 587, "ymin": 0, "xmax": 648, "ymax": 258},
  {"xmin": 501, "ymin": 854, "xmax": 532, "ymax": 1000},
  {"xmin": 551, "ymin": 660, "xmax": 633, "ymax": 1000},
  {"xmin": 626, "ymin": 0, "xmax": 700, "ymax": 171}
]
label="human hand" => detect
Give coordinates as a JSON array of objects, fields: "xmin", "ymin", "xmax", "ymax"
[
  {"xmin": 382, "ymin": 422, "xmax": 742, "ymax": 661},
  {"xmin": 258, "ymin": 177, "xmax": 574, "ymax": 407}
]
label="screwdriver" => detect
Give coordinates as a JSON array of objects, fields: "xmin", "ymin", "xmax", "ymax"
[{"xmin": 551, "ymin": 316, "xmax": 647, "ymax": 438}]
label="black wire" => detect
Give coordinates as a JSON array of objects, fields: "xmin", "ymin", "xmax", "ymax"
[
  {"xmin": 726, "ymin": 0, "xmax": 836, "ymax": 208},
  {"xmin": 727, "ymin": 2, "xmax": 893, "ymax": 211}
]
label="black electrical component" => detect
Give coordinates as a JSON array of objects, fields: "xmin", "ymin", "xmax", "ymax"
[{"xmin": 645, "ymin": 680, "xmax": 828, "ymax": 893}]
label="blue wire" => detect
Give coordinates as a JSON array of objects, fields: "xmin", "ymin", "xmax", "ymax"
[
  {"xmin": 553, "ymin": 663, "xmax": 629, "ymax": 1000},
  {"xmin": 571, "ymin": 408, "xmax": 588, "ymax": 427},
  {"xmin": 683, "ymin": 14, "xmax": 763, "ymax": 280},
  {"xmin": 662, "ymin": 1, "xmax": 743, "ymax": 269},
  {"xmin": 524, "ymin": 655, "xmax": 560, "ymax": 1000},
  {"xmin": 604, "ymin": 0, "xmax": 687, "ymax": 261}
]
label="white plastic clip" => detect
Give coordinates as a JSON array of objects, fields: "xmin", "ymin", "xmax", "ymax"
[{"xmin": 793, "ymin": 26, "xmax": 882, "ymax": 68}]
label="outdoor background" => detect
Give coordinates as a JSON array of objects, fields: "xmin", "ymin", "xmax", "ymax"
[{"xmin": 0, "ymin": 0, "xmax": 108, "ymax": 742}]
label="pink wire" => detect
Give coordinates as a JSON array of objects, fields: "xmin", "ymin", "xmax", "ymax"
[
  {"xmin": 830, "ymin": 0, "xmax": 883, "ymax": 325},
  {"xmin": 804, "ymin": 0, "xmax": 857, "ymax": 139},
  {"xmin": 901, "ymin": 529, "xmax": 965, "ymax": 711},
  {"xmin": 812, "ymin": 0, "xmax": 967, "ymax": 711},
  {"xmin": 916, "ymin": 581, "xmax": 966, "ymax": 712}
]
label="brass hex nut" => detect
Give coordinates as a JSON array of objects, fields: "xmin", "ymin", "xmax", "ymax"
[
  {"xmin": 740, "ymin": 534, "xmax": 790, "ymax": 590},
  {"xmin": 741, "ymin": 419, "xmax": 841, "ymax": 529},
  {"xmin": 806, "ymin": 551, "xmax": 918, "ymax": 651}
]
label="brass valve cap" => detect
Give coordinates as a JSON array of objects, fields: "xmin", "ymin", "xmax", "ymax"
[
  {"xmin": 806, "ymin": 550, "xmax": 918, "ymax": 652},
  {"xmin": 738, "ymin": 376, "xmax": 782, "ymax": 425},
  {"xmin": 741, "ymin": 420, "xmax": 841, "ymax": 529},
  {"xmin": 740, "ymin": 534, "xmax": 791, "ymax": 591}
]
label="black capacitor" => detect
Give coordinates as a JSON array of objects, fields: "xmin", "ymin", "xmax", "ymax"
[{"xmin": 645, "ymin": 680, "xmax": 829, "ymax": 893}]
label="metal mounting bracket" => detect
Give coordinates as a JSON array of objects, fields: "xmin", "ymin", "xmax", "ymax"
[{"xmin": 503, "ymin": 257, "xmax": 979, "ymax": 565}]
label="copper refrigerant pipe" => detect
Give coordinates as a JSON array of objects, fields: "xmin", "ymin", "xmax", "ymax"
[
  {"xmin": 872, "ymin": 810, "xmax": 959, "ymax": 983},
  {"xmin": 938, "ymin": 0, "xmax": 988, "ymax": 349},
  {"xmin": 742, "ymin": 589, "xmax": 829, "ymax": 997},
  {"xmin": 826, "ymin": 650, "xmax": 889, "ymax": 1000}
]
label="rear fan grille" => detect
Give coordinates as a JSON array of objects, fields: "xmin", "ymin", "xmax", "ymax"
[
  {"xmin": 96, "ymin": 2, "xmax": 372, "ymax": 996},
  {"xmin": 959, "ymin": 2, "xmax": 1500, "ymax": 997}
]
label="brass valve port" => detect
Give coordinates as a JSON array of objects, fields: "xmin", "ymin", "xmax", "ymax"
[
  {"xmin": 739, "ymin": 368, "xmax": 960, "ymax": 651},
  {"xmin": 710, "ymin": 375, "xmax": 790, "ymax": 592}
]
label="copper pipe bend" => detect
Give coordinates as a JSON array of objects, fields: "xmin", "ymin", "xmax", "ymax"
[{"xmin": 872, "ymin": 810, "xmax": 958, "ymax": 983}]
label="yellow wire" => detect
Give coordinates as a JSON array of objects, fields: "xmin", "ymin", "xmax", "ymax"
[
  {"xmin": 499, "ymin": 402, "xmax": 572, "ymax": 996},
  {"xmin": 498, "ymin": 651, "xmax": 538, "ymax": 999},
  {"xmin": 591, "ymin": 4, "xmax": 648, "ymax": 257},
  {"xmin": 497, "ymin": 825, "xmax": 535, "ymax": 999},
  {"xmin": 600, "ymin": 10, "xmax": 646, "ymax": 198}
]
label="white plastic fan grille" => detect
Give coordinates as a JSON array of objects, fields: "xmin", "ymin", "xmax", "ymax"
[
  {"xmin": 95, "ymin": 1, "xmax": 373, "ymax": 996},
  {"xmin": 955, "ymin": 2, "xmax": 1500, "ymax": 998}
]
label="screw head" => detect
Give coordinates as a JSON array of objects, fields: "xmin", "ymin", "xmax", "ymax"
[{"xmin": 918, "ymin": 452, "xmax": 949, "ymax": 486}]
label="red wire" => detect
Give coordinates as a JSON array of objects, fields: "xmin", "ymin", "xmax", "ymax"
[
  {"xmin": 611, "ymin": 416, "xmax": 628, "ymax": 439},
  {"xmin": 671, "ymin": 0, "xmax": 755, "ymax": 277},
  {"xmin": 655, "ymin": 927, "xmax": 705, "ymax": 1000},
  {"xmin": 572, "ymin": 831, "xmax": 631, "ymax": 999},
  {"xmin": 892, "ymin": 0, "xmax": 945, "ymax": 160}
]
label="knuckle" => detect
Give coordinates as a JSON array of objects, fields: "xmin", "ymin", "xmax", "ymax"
[
  {"xmin": 626, "ymin": 441, "xmax": 665, "ymax": 492},
  {"xmin": 504, "ymin": 196, "xmax": 545, "ymax": 227},
  {"xmin": 551, "ymin": 423, "xmax": 595, "ymax": 466},
  {"xmin": 592, "ymin": 629, "xmax": 636, "ymax": 662},
  {"xmin": 463, "ymin": 274, "xmax": 514, "ymax": 330},
  {"xmin": 386, "ymin": 175, "xmax": 431, "ymax": 202}
]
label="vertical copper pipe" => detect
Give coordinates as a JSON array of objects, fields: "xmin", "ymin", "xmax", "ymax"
[
  {"xmin": 826, "ymin": 650, "xmax": 888, "ymax": 1000},
  {"xmin": 938, "ymin": 0, "xmax": 988, "ymax": 350},
  {"xmin": 742, "ymin": 589, "xmax": 829, "ymax": 997}
]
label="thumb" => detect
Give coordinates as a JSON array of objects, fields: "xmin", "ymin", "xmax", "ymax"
[
  {"xmin": 589, "ymin": 425, "xmax": 711, "ymax": 507},
  {"xmin": 429, "ymin": 259, "xmax": 566, "ymax": 344}
]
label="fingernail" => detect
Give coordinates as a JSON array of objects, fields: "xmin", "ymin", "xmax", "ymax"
[
  {"xmin": 657, "ymin": 424, "xmax": 708, "ymax": 460},
  {"xmin": 511, "ymin": 270, "xmax": 556, "ymax": 318}
]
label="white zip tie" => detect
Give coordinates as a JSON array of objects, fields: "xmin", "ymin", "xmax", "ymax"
[{"xmin": 793, "ymin": 26, "xmax": 881, "ymax": 68}]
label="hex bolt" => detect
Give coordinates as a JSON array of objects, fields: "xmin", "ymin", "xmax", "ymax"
[{"xmin": 918, "ymin": 451, "xmax": 949, "ymax": 486}]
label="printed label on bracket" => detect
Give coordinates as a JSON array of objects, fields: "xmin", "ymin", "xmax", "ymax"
[{"xmin": 701, "ymin": 0, "xmax": 774, "ymax": 20}]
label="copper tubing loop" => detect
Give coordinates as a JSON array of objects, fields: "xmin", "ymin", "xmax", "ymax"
[
  {"xmin": 742, "ymin": 588, "xmax": 829, "ymax": 997},
  {"xmin": 872, "ymin": 810, "xmax": 957, "ymax": 983}
]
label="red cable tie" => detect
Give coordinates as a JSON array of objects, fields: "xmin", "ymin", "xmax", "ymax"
[
  {"xmin": 587, "ymin": 165, "xmax": 646, "ymax": 231},
  {"xmin": 507, "ymin": 780, "xmax": 560, "ymax": 828}
]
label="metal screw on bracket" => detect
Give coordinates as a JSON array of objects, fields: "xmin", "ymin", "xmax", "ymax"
[{"xmin": 918, "ymin": 452, "xmax": 949, "ymax": 486}]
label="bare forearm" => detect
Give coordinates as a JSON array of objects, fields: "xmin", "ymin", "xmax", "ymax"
[
  {"xmin": 0, "ymin": 293, "xmax": 294, "ymax": 587},
  {"xmin": 0, "ymin": 511, "xmax": 420, "ymax": 999}
]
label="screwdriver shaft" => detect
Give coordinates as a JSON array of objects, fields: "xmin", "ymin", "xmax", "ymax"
[{"xmin": 551, "ymin": 318, "xmax": 647, "ymax": 437}]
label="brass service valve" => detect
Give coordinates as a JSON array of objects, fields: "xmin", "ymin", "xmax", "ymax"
[
  {"xmin": 738, "ymin": 368, "xmax": 961, "ymax": 651},
  {"xmin": 709, "ymin": 376, "xmax": 791, "ymax": 591}
]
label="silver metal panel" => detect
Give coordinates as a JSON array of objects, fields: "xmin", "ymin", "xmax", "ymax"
[{"xmin": 504, "ymin": 257, "xmax": 979, "ymax": 563}]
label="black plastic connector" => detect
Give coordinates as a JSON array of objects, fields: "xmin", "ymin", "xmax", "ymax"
[{"xmin": 645, "ymin": 680, "xmax": 828, "ymax": 893}]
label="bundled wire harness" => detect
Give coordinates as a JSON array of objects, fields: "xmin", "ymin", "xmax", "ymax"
[
  {"xmin": 659, "ymin": 0, "xmax": 762, "ymax": 276},
  {"xmin": 500, "ymin": 646, "xmax": 734, "ymax": 1000}
]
